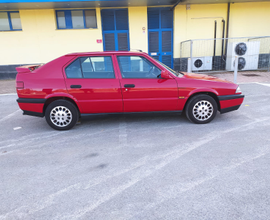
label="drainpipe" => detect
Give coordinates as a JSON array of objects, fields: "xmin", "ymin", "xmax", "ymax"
[
  {"xmin": 213, "ymin": 20, "xmax": 217, "ymax": 69},
  {"xmin": 224, "ymin": 3, "xmax": 231, "ymax": 58},
  {"xmin": 221, "ymin": 19, "xmax": 226, "ymax": 69},
  {"xmin": 221, "ymin": 19, "xmax": 225, "ymax": 56},
  {"xmin": 170, "ymin": 0, "xmax": 183, "ymax": 10}
]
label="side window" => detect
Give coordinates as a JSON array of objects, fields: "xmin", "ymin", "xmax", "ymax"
[
  {"xmin": 80, "ymin": 56, "xmax": 114, "ymax": 78},
  {"xmin": 117, "ymin": 56, "xmax": 161, "ymax": 78},
  {"xmin": 65, "ymin": 59, "xmax": 83, "ymax": 78},
  {"xmin": 65, "ymin": 56, "xmax": 114, "ymax": 79}
]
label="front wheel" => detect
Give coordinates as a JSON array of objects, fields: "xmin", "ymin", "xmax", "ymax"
[
  {"xmin": 185, "ymin": 94, "xmax": 218, "ymax": 124},
  {"xmin": 45, "ymin": 100, "xmax": 79, "ymax": 130}
]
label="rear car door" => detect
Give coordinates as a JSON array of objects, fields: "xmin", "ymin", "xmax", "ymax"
[
  {"xmin": 115, "ymin": 55, "xmax": 178, "ymax": 112},
  {"xmin": 64, "ymin": 55, "xmax": 123, "ymax": 114}
]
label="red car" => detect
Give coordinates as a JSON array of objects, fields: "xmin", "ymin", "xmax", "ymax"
[{"xmin": 16, "ymin": 51, "xmax": 244, "ymax": 130}]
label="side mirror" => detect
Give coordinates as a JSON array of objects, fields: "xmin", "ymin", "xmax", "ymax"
[{"xmin": 161, "ymin": 70, "xmax": 172, "ymax": 79}]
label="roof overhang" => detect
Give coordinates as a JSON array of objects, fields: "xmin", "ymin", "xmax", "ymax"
[{"xmin": 0, "ymin": 0, "xmax": 268, "ymax": 10}]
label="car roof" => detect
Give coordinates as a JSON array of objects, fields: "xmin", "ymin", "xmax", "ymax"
[{"xmin": 65, "ymin": 51, "xmax": 148, "ymax": 56}]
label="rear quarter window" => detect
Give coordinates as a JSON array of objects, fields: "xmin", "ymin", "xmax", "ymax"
[{"xmin": 65, "ymin": 59, "xmax": 83, "ymax": 78}]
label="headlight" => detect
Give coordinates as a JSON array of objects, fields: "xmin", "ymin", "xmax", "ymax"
[{"xmin": 236, "ymin": 86, "xmax": 241, "ymax": 94}]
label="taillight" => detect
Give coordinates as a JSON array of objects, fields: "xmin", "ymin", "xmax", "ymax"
[{"xmin": 16, "ymin": 81, "xmax": 24, "ymax": 89}]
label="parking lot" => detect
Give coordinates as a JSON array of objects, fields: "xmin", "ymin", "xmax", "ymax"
[{"xmin": 1, "ymin": 82, "xmax": 270, "ymax": 219}]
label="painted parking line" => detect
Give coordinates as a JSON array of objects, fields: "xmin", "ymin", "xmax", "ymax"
[
  {"xmin": 237, "ymin": 82, "xmax": 270, "ymax": 86},
  {"xmin": 0, "ymin": 109, "xmax": 21, "ymax": 123},
  {"xmin": 13, "ymin": 127, "xmax": 22, "ymax": 131},
  {"xmin": 0, "ymin": 93, "xmax": 17, "ymax": 96},
  {"xmin": 255, "ymin": 82, "xmax": 270, "ymax": 87}
]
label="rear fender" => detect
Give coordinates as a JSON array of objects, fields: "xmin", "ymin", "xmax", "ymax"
[{"xmin": 44, "ymin": 93, "xmax": 82, "ymax": 113}]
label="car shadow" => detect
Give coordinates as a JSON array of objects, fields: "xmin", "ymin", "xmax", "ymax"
[{"xmin": 78, "ymin": 112, "xmax": 188, "ymax": 127}]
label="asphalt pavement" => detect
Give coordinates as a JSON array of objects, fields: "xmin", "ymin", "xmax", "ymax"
[{"xmin": 0, "ymin": 82, "xmax": 270, "ymax": 219}]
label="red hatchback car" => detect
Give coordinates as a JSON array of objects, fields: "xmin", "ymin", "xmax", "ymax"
[{"xmin": 16, "ymin": 51, "xmax": 244, "ymax": 130}]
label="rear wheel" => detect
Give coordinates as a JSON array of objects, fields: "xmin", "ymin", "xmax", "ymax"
[
  {"xmin": 45, "ymin": 100, "xmax": 78, "ymax": 130},
  {"xmin": 185, "ymin": 94, "xmax": 217, "ymax": 124}
]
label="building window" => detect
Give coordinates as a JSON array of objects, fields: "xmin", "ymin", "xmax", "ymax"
[
  {"xmin": 0, "ymin": 11, "xmax": 22, "ymax": 31},
  {"xmin": 56, "ymin": 9, "xmax": 97, "ymax": 29}
]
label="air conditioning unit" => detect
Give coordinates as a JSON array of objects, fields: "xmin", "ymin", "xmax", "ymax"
[
  {"xmin": 226, "ymin": 55, "xmax": 259, "ymax": 71},
  {"xmin": 226, "ymin": 41, "xmax": 260, "ymax": 71},
  {"xmin": 192, "ymin": 56, "xmax": 212, "ymax": 71}
]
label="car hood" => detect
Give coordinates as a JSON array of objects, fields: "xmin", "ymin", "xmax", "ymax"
[{"xmin": 180, "ymin": 72, "xmax": 234, "ymax": 84}]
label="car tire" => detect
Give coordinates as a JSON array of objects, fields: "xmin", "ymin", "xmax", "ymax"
[
  {"xmin": 185, "ymin": 94, "xmax": 217, "ymax": 124},
  {"xmin": 45, "ymin": 100, "xmax": 79, "ymax": 130}
]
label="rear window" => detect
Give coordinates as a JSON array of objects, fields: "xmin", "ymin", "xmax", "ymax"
[{"xmin": 65, "ymin": 56, "xmax": 114, "ymax": 78}]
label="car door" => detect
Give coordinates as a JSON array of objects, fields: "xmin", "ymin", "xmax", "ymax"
[
  {"xmin": 115, "ymin": 55, "xmax": 178, "ymax": 112},
  {"xmin": 64, "ymin": 55, "xmax": 123, "ymax": 114}
]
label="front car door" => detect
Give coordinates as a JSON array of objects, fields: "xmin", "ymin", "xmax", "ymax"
[
  {"xmin": 64, "ymin": 55, "xmax": 123, "ymax": 114},
  {"xmin": 115, "ymin": 54, "xmax": 178, "ymax": 112}
]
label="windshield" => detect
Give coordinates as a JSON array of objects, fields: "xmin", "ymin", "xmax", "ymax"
[{"xmin": 154, "ymin": 59, "xmax": 184, "ymax": 77}]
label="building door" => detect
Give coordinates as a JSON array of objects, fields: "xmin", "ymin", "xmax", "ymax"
[
  {"xmin": 101, "ymin": 9, "xmax": 130, "ymax": 51},
  {"xmin": 148, "ymin": 8, "xmax": 173, "ymax": 68}
]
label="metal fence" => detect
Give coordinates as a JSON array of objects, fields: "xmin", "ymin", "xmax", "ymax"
[{"xmin": 178, "ymin": 36, "xmax": 270, "ymax": 73}]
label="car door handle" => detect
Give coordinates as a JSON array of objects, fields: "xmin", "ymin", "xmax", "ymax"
[
  {"xmin": 70, "ymin": 85, "xmax": 82, "ymax": 88},
  {"xmin": 124, "ymin": 84, "xmax": 135, "ymax": 88}
]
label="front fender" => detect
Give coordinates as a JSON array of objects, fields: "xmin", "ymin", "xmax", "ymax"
[{"xmin": 187, "ymin": 88, "xmax": 219, "ymax": 98}]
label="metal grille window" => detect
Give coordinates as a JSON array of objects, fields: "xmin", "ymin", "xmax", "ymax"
[
  {"xmin": 101, "ymin": 9, "xmax": 129, "ymax": 51},
  {"xmin": 56, "ymin": 9, "xmax": 97, "ymax": 29},
  {"xmin": 0, "ymin": 11, "xmax": 22, "ymax": 31},
  {"xmin": 147, "ymin": 8, "xmax": 173, "ymax": 68}
]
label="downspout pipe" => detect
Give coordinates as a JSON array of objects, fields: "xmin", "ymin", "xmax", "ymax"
[
  {"xmin": 170, "ymin": 0, "xmax": 183, "ymax": 11},
  {"xmin": 213, "ymin": 20, "xmax": 217, "ymax": 69},
  {"xmin": 224, "ymin": 3, "xmax": 231, "ymax": 58},
  {"xmin": 221, "ymin": 19, "xmax": 226, "ymax": 70},
  {"xmin": 221, "ymin": 19, "xmax": 225, "ymax": 57}
]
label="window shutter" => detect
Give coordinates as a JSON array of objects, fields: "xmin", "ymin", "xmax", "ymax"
[
  {"xmin": 115, "ymin": 9, "xmax": 128, "ymax": 30},
  {"xmin": 149, "ymin": 32, "xmax": 159, "ymax": 52},
  {"xmin": 162, "ymin": 31, "xmax": 172, "ymax": 52},
  {"xmin": 102, "ymin": 9, "xmax": 129, "ymax": 52},
  {"xmin": 162, "ymin": 55, "xmax": 172, "ymax": 67},
  {"xmin": 104, "ymin": 33, "xmax": 115, "ymax": 51},
  {"xmin": 101, "ymin": 10, "xmax": 115, "ymax": 31},
  {"xmin": 161, "ymin": 9, "xmax": 173, "ymax": 29},
  {"xmin": 148, "ymin": 9, "xmax": 159, "ymax": 29},
  {"xmin": 118, "ymin": 33, "xmax": 128, "ymax": 51}
]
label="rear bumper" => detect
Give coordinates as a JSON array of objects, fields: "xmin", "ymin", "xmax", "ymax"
[
  {"xmin": 17, "ymin": 98, "xmax": 46, "ymax": 104},
  {"xmin": 218, "ymin": 94, "xmax": 245, "ymax": 114},
  {"xmin": 17, "ymin": 98, "xmax": 45, "ymax": 117},
  {"xmin": 23, "ymin": 110, "xmax": 44, "ymax": 117}
]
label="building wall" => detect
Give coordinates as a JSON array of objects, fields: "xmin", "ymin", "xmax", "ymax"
[
  {"xmin": 174, "ymin": 3, "xmax": 228, "ymax": 58},
  {"xmin": 230, "ymin": 2, "xmax": 270, "ymax": 38},
  {"xmin": 0, "ymin": 8, "xmax": 103, "ymax": 65},
  {"xmin": 128, "ymin": 7, "xmax": 148, "ymax": 53},
  {"xmin": 0, "ymin": 2, "xmax": 270, "ymax": 69},
  {"xmin": 173, "ymin": 2, "xmax": 270, "ymax": 59}
]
